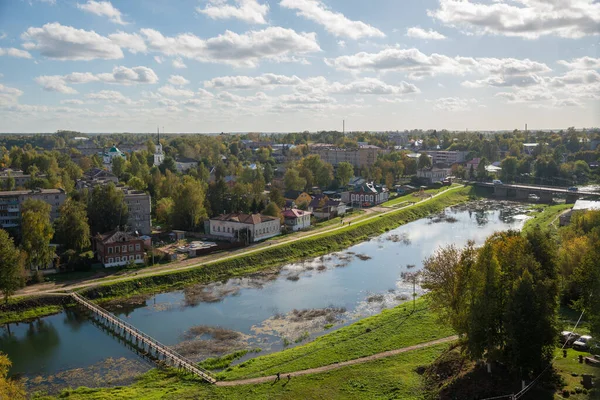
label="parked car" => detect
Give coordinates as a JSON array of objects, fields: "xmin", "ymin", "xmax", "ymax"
[
  {"xmin": 528, "ymin": 194, "xmax": 540, "ymax": 201},
  {"xmin": 568, "ymin": 186, "xmax": 579, "ymax": 192},
  {"xmin": 560, "ymin": 331, "xmax": 581, "ymax": 346},
  {"xmin": 493, "ymin": 180, "xmax": 503, "ymax": 185},
  {"xmin": 573, "ymin": 335, "xmax": 593, "ymax": 351}
]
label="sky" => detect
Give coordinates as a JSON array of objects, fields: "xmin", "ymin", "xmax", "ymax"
[{"xmin": 0, "ymin": 0, "xmax": 598, "ymax": 133}]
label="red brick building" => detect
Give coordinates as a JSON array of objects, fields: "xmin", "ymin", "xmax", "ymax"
[{"xmin": 94, "ymin": 230, "xmax": 145, "ymax": 268}]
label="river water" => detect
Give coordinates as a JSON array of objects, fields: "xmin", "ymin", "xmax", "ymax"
[{"xmin": 0, "ymin": 201, "xmax": 530, "ymax": 394}]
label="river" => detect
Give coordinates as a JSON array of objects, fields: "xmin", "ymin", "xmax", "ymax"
[{"xmin": 0, "ymin": 200, "xmax": 530, "ymax": 394}]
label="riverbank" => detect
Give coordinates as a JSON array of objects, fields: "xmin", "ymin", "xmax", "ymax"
[
  {"xmin": 0, "ymin": 295, "xmax": 68, "ymax": 325},
  {"xmin": 521, "ymin": 203, "xmax": 573, "ymax": 234}
]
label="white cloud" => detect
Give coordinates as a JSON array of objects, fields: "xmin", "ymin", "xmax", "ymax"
[
  {"xmin": 60, "ymin": 99, "xmax": 86, "ymax": 105},
  {"xmin": 157, "ymin": 98, "xmax": 179, "ymax": 107},
  {"xmin": 327, "ymin": 78, "xmax": 419, "ymax": 95},
  {"xmin": 21, "ymin": 22, "xmax": 124, "ymax": 60},
  {"xmin": 406, "ymin": 27, "xmax": 446, "ymax": 40},
  {"xmin": 0, "ymin": 47, "xmax": 33, "ymax": 59},
  {"xmin": 0, "ymin": 84, "xmax": 24, "ymax": 97},
  {"xmin": 337, "ymin": 40, "xmax": 346, "ymax": 48},
  {"xmin": 168, "ymin": 75, "xmax": 190, "ymax": 86},
  {"xmin": 205, "ymin": 73, "xmax": 303, "ymax": 89},
  {"xmin": 141, "ymin": 26, "xmax": 320, "ymax": 67},
  {"xmin": 0, "ymin": 33, "xmax": 6, "ymax": 40},
  {"xmin": 35, "ymin": 66, "xmax": 159, "ymax": 93},
  {"xmin": 280, "ymin": 0, "xmax": 385, "ymax": 40},
  {"xmin": 558, "ymin": 56, "xmax": 600, "ymax": 70},
  {"xmin": 432, "ymin": 97, "xmax": 478, "ymax": 111},
  {"xmin": 495, "ymin": 89, "xmax": 554, "ymax": 103},
  {"xmin": 197, "ymin": 0, "xmax": 269, "ymax": 24},
  {"xmin": 86, "ymin": 90, "xmax": 136, "ymax": 104},
  {"xmin": 77, "ymin": 1, "xmax": 128, "ymax": 25},
  {"xmin": 429, "ymin": 0, "xmax": 600, "ymax": 39},
  {"xmin": 154, "ymin": 56, "xmax": 164, "ymax": 64},
  {"xmin": 0, "ymin": 83, "xmax": 24, "ymax": 107},
  {"xmin": 157, "ymin": 85, "xmax": 195, "ymax": 97},
  {"xmin": 172, "ymin": 57, "xmax": 187, "ymax": 69},
  {"xmin": 109, "ymin": 31, "xmax": 147, "ymax": 53}
]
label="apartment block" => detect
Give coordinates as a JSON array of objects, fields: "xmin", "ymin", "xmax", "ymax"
[{"xmin": 0, "ymin": 188, "xmax": 66, "ymax": 229}]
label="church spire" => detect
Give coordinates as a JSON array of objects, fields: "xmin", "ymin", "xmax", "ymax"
[{"xmin": 157, "ymin": 126, "xmax": 160, "ymax": 145}]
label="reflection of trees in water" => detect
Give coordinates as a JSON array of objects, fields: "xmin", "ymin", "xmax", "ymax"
[
  {"xmin": 474, "ymin": 210, "xmax": 488, "ymax": 226},
  {"xmin": 63, "ymin": 307, "xmax": 87, "ymax": 332},
  {"xmin": 0, "ymin": 319, "xmax": 61, "ymax": 373}
]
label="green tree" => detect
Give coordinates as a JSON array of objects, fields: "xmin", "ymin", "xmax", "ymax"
[
  {"xmin": 418, "ymin": 153, "xmax": 432, "ymax": 170},
  {"xmin": 111, "ymin": 156, "xmax": 126, "ymax": 179},
  {"xmin": 87, "ymin": 183, "xmax": 129, "ymax": 233},
  {"xmin": 20, "ymin": 199, "xmax": 54, "ymax": 271},
  {"xmin": 477, "ymin": 157, "xmax": 488, "ymax": 181},
  {"xmin": 263, "ymin": 163, "xmax": 274, "ymax": 184},
  {"xmin": 159, "ymin": 156, "xmax": 177, "ymax": 174},
  {"xmin": 155, "ymin": 197, "xmax": 174, "ymax": 228},
  {"xmin": 3, "ymin": 174, "xmax": 15, "ymax": 191},
  {"xmin": 127, "ymin": 176, "xmax": 146, "ymax": 191},
  {"xmin": 54, "ymin": 198, "xmax": 90, "ymax": 253},
  {"xmin": 269, "ymin": 187, "xmax": 285, "ymax": 208},
  {"xmin": 0, "ymin": 229, "xmax": 25, "ymax": 302},
  {"xmin": 336, "ymin": 162, "xmax": 354, "ymax": 188},
  {"xmin": 263, "ymin": 202, "xmax": 282, "ymax": 222},
  {"xmin": 284, "ymin": 168, "xmax": 307, "ymax": 191},
  {"xmin": 171, "ymin": 177, "xmax": 207, "ymax": 230},
  {"xmin": 500, "ymin": 156, "xmax": 518, "ymax": 182}
]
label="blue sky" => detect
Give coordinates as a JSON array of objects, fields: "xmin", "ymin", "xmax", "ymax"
[{"xmin": 0, "ymin": 0, "xmax": 598, "ymax": 133}]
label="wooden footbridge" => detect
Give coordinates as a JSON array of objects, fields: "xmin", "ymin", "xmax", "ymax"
[{"xmin": 70, "ymin": 292, "xmax": 216, "ymax": 384}]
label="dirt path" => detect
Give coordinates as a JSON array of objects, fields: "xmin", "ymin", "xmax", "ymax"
[
  {"xmin": 216, "ymin": 335, "xmax": 458, "ymax": 386},
  {"xmin": 14, "ymin": 186, "xmax": 463, "ymax": 298}
]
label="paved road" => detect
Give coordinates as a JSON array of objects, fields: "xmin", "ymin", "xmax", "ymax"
[
  {"xmin": 216, "ymin": 335, "xmax": 459, "ymax": 386},
  {"xmin": 13, "ymin": 185, "xmax": 463, "ymax": 298}
]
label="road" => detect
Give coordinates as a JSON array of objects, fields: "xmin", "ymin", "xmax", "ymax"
[
  {"xmin": 216, "ymin": 335, "xmax": 459, "ymax": 386},
  {"xmin": 14, "ymin": 185, "xmax": 463, "ymax": 298}
]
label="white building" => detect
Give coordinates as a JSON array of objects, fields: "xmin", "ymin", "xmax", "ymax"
[
  {"xmin": 103, "ymin": 145, "xmax": 126, "ymax": 170},
  {"xmin": 153, "ymin": 131, "xmax": 164, "ymax": 166},
  {"xmin": 175, "ymin": 158, "xmax": 197, "ymax": 172},
  {"xmin": 417, "ymin": 165, "xmax": 452, "ymax": 184},
  {"xmin": 209, "ymin": 213, "xmax": 281, "ymax": 243},
  {"xmin": 282, "ymin": 209, "xmax": 311, "ymax": 231}
]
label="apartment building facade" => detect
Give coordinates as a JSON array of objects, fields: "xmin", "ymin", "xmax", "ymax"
[
  {"xmin": 310, "ymin": 144, "xmax": 389, "ymax": 168},
  {"xmin": 0, "ymin": 188, "xmax": 66, "ymax": 229}
]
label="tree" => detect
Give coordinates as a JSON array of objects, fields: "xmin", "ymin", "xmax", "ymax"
[
  {"xmin": 269, "ymin": 187, "xmax": 285, "ymax": 208},
  {"xmin": 476, "ymin": 157, "xmax": 488, "ymax": 181},
  {"xmin": 127, "ymin": 176, "xmax": 146, "ymax": 191},
  {"xmin": 336, "ymin": 162, "xmax": 354, "ymax": 188},
  {"xmin": 54, "ymin": 199, "xmax": 90, "ymax": 253},
  {"xmin": 284, "ymin": 168, "xmax": 307, "ymax": 191},
  {"xmin": 0, "ymin": 353, "xmax": 25, "ymax": 400},
  {"xmin": 263, "ymin": 163, "xmax": 274, "ymax": 184},
  {"xmin": 171, "ymin": 177, "xmax": 207, "ymax": 230},
  {"xmin": 418, "ymin": 153, "xmax": 432, "ymax": 170},
  {"xmin": 500, "ymin": 156, "xmax": 518, "ymax": 182},
  {"xmin": 0, "ymin": 229, "xmax": 25, "ymax": 302},
  {"xmin": 87, "ymin": 183, "xmax": 129, "ymax": 233},
  {"xmin": 20, "ymin": 199, "xmax": 54, "ymax": 271},
  {"xmin": 3, "ymin": 174, "xmax": 15, "ymax": 190},
  {"xmin": 263, "ymin": 202, "xmax": 282, "ymax": 223},
  {"xmin": 159, "ymin": 156, "xmax": 177, "ymax": 174},
  {"xmin": 111, "ymin": 156, "xmax": 126, "ymax": 179},
  {"xmin": 155, "ymin": 197, "xmax": 174, "ymax": 228}
]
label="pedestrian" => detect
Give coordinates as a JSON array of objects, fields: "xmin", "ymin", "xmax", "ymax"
[
  {"xmin": 276, "ymin": 372, "xmax": 281, "ymax": 382},
  {"xmin": 287, "ymin": 374, "xmax": 291, "ymax": 381}
]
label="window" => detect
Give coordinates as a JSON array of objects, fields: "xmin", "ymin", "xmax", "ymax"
[
  {"xmin": 108, "ymin": 247, "xmax": 113, "ymax": 254},
  {"xmin": 116, "ymin": 246, "xmax": 120, "ymax": 253},
  {"xmin": 135, "ymin": 244, "xmax": 140, "ymax": 251},
  {"xmin": 129, "ymin": 245, "xmax": 134, "ymax": 252},
  {"xmin": 109, "ymin": 258, "xmax": 113, "ymax": 263},
  {"xmin": 136, "ymin": 254, "xmax": 141, "ymax": 260},
  {"xmin": 122, "ymin": 245, "xmax": 127, "ymax": 252},
  {"xmin": 129, "ymin": 255, "xmax": 134, "ymax": 261}
]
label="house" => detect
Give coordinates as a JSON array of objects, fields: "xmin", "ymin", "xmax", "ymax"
[
  {"xmin": 394, "ymin": 184, "xmax": 416, "ymax": 194},
  {"xmin": 423, "ymin": 151, "xmax": 468, "ymax": 165},
  {"xmin": 466, "ymin": 158, "xmax": 481, "ymax": 175},
  {"xmin": 485, "ymin": 164, "xmax": 502, "ymax": 176},
  {"xmin": 94, "ymin": 230, "xmax": 145, "ymax": 268},
  {"xmin": 308, "ymin": 195, "xmax": 346, "ymax": 219},
  {"xmin": 284, "ymin": 190, "xmax": 312, "ymax": 208},
  {"xmin": 417, "ymin": 165, "xmax": 452, "ymax": 184},
  {"xmin": 102, "ymin": 145, "xmax": 127, "ymax": 170},
  {"xmin": 342, "ymin": 182, "xmax": 389, "ymax": 207},
  {"xmin": 76, "ymin": 168, "xmax": 118, "ymax": 189},
  {"xmin": 0, "ymin": 188, "xmax": 66, "ymax": 229},
  {"xmin": 282, "ymin": 208, "xmax": 312, "ymax": 231},
  {"xmin": 560, "ymin": 200, "xmax": 600, "ymax": 226},
  {"xmin": 175, "ymin": 157, "xmax": 197, "ymax": 173},
  {"xmin": 209, "ymin": 213, "xmax": 281, "ymax": 243}
]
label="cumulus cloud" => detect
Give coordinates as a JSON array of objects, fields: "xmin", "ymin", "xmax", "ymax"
[
  {"xmin": 558, "ymin": 56, "xmax": 600, "ymax": 70},
  {"xmin": 157, "ymin": 85, "xmax": 195, "ymax": 97},
  {"xmin": 108, "ymin": 31, "xmax": 147, "ymax": 53},
  {"xmin": 432, "ymin": 97, "xmax": 478, "ymax": 111},
  {"xmin": 60, "ymin": 99, "xmax": 86, "ymax": 105},
  {"xmin": 35, "ymin": 66, "xmax": 159, "ymax": 93},
  {"xmin": 280, "ymin": 0, "xmax": 385, "ymax": 40},
  {"xmin": 0, "ymin": 47, "xmax": 33, "ymax": 59},
  {"xmin": 168, "ymin": 75, "xmax": 190, "ymax": 86},
  {"xmin": 428, "ymin": 0, "xmax": 600, "ymax": 39},
  {"xmin": 140, "ymin": 26, "xmax": 320, "ymax": 67},
  {"xmin": 172, "ymin": 57, "xmax": 187, "ymax": 69},
  {"xmin": 197, "ymin": 0, "xmax": 269, "ymax": 24},
  {"xmin": 327, "ymin": 78, "xmax": 419, "ymax": 95},
  {"xmin": 205, "ymin": 73, "xmax": 303, "ymax": 89},
  {"xmin": 77, "ymin": 1, "xmax": 128, "ymax": 25},
  {"xmin": 154, "ymin": 56, "xmax": 163, "ymax": 64},
  {"xmin": 21, "ymin": 22, "xmax": 124, "ymax": 60},
  {"xmin": 86, "ymin": 90, "xmax": 136, "ymax": 104},
  {"xmin": 406, "ymin": 27, "xmax": 446, "ymax": 40}
]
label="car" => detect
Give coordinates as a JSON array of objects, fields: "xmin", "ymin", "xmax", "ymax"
[
  {"xmin": 560, "ymin": 331, "xmax": 581, "ymax": 346},
  {"xmin": 528, "ymin": 194, "xmax": 540, "ymax": 201},
  {"xmin": 573, "ymin": 335, "xmax": 593, "ymax": 351},
  {"xmin": 568, "ymin": 186, "xmax": 579, "ymax": 192},
  {"xmin": 493, "ymin": 180, "xmax": 503, "ymax": 185}
]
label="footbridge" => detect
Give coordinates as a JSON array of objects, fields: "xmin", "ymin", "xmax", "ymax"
[
  {"xmin": 476, "ymin": 183, "xmax": 600, "ymax": 203},
  {"xmin": 70, "ymin": 292, "xmax": 216, "ymax": 384}
]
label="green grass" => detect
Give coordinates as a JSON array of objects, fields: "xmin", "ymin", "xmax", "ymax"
[
  {"xmin": 0, "ymin": 304, "xmax": 63, "ymax": 325},
  {"xmin": 41, "ymin": 344, "xmax": 448, "ymax": 400},
  {"xmin": 381, "ymin": 185, "xmax": 456, "ymax": 207},
  {"xmin": 217, "ymin": 297, "xmax": 454, "ymax": 381},
  {"xmin": 199, "ymin": 350, "xmax": 252, "ymax": 371},
  {"xmin": 522, "ymin": 203, "xmax": 573, "ymax": 235},
  {"xmin": 0, "ymin": 296, "xmax": 68, "ymax": 324},
  {"xmin": 553, "ymin": 348, "xmax": 600, "ymax": 400}
]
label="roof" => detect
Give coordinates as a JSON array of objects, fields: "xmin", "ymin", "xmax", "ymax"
[
  {"xmin": 211, "ymin": 212, "xmax": 279, "ymax": 224},
  {"xmin": 572, "ymin": 200, "xmax": 600, "ymax": 211},
  {"xmin": 282, "ymin": 209, "xmax": 311, "ymax": 218},
  {"xmin": 466, "ymin": 158, "xmax": 481, "ymax": 165},
  {"xmin": 0, "ymin": 188, "xmax": 65, "ymax": 197},
  {"xmin": 108, "ymin": 146, "xmax": 121, "ymax": 153},
  {"xmin": 95, "ymin": 230, "xmax": 140, "ymax": 244},
  {"xmin": 176, "ymin": 157, "xmax": 198, "ymax": 163},
  {"xmin": 284, "ymin": 190, "xmax": 303, "ymax": 199}
]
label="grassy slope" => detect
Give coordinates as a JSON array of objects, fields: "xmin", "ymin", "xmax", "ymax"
[
  {"xmin": 522, "ymin": 203, "xmax": 572, "ymax": 235},
  {"xmin": 47, "ymin": 344, "xmax": 448, "ymax": 400}
]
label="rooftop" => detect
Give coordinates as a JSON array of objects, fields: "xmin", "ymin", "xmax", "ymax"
[
  {"xmin": 211, "ymin": 212, "xmax": 279, "ymax": 224},
  {"xmin": 95, "ymin": 230, "xmax": 141, "ymax": 244},
  {"xmin": 0, "ymin": 188, "xmax": 65, "ymax": 196},
  {"xmin": 572, "ymin": 200, "xmax": 600, "ymax": 211}
]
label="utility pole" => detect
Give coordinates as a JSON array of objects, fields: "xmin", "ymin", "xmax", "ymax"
[{"xmin": 343, "ymin": 119, "xmax": 345, "ymax": 135}]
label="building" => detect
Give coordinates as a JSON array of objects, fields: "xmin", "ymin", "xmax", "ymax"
[
  {"xmin": 122, "ymin": 188, "xmax": 152, "ymax": 235},
  {"xmin": 153, "ymin": 130, "xmax": 165, "ymax": 167},
  {"xmin": 282, "ymin": 208, "xmax": 312, "ymax": 231},
  {"xmin": 342, "ymin": 182, "xmax": 389, "ymax": 207},
  {"xmin": 417, "ymin": 165, "xmax": 452, "ymax": 184},
  {"xmin": 103, "ymin": 145, "xmax": 126, "ymax": 170},
  {"xmin": 209, "ymin": 213, "xmax": 281, "ymax": 243},
  {"xmin": 424, "ymin": 151, "xmax": 468, "ymax": 165},
  {"xmin": 310, "ymin": 144, "xmax": 389, "ymax": 168},
  {"xmin": 523, "ymin": 143, "xmax": 539, "ymax": 155},
  {"xmin": 94, "ymin": 230, "xmax": 145, "ymax": 268},
  {"xmin": 175, "ymin": 157, "xmax": 197, "ymax": 173},
  {"xmin": 308, "ymin": 195, "xmax": 347, "ymax": 218},
  {"xmin": 560, "ymin": 200, "xmax": 600, "ymax": 226},
  {"xmin": 284, "ymin": 190, "xmax": 312, "ymax": 208},
  {"xmin": 76, "ymin": 168, "xmax": 119, "ymax": 190},
  {"xmin": 0, "ymin": 188, "xmax": 66, "ymax": 229},
  {"xmin": 0, "ymin": 169, "xmax": 44, "ymax": 189}
]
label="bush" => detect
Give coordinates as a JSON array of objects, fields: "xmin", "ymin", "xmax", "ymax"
[{"xmin": 562, "ymin": 389, "xmax": 570, "ymax": 398}]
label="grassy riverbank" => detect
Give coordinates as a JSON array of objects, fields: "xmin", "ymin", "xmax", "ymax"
[
  {"xmin": 80, "ymin": 186, "xmax": 477, "ymax": 302},
  {"xmin": 0, "ymin": 296, "xmax": 68, "ymax": 325},
  {"xmin": 522, "ymin": 203, "xmax": 573, "ymax": 235}
]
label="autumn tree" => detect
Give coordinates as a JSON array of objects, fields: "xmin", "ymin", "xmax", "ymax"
[
  {"xmin": 54, "ymin": 198, "xmax": 91, "ymax": 253},
  {"xmin": 171, "ymin": 176, "xmax": 207, "ymax": 231},
  {"xmin": 0, "ymin": 229, "xmax": 25, "ymax": 302},
  {"xmin": 418, "ymin": 153, "xmax": 432, "ymax": 170},
  {"xmin": 20, "ymin": 199, "xmax": 54, "ymax": 271},
  {"xmin": 87, "ymin": 183, "xmax": 129, "ymax": 233},
  {"xmin": 155, "ymin": 197, "xmax": 174, "ymax": 228},
  {"xmin": 263, "ymin": 202, "xmax": 282, "ymax": 223},
  {"xmin": 284, "ymin": 168, "xmax": 307, "ymax": 191},
  {"xmin": 0, "ymin": 353, "xmax": 25, "ymax": 400},
  {"xmin": 336, "ymin": 162, "xmax": 354, "ymax": 187}
]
